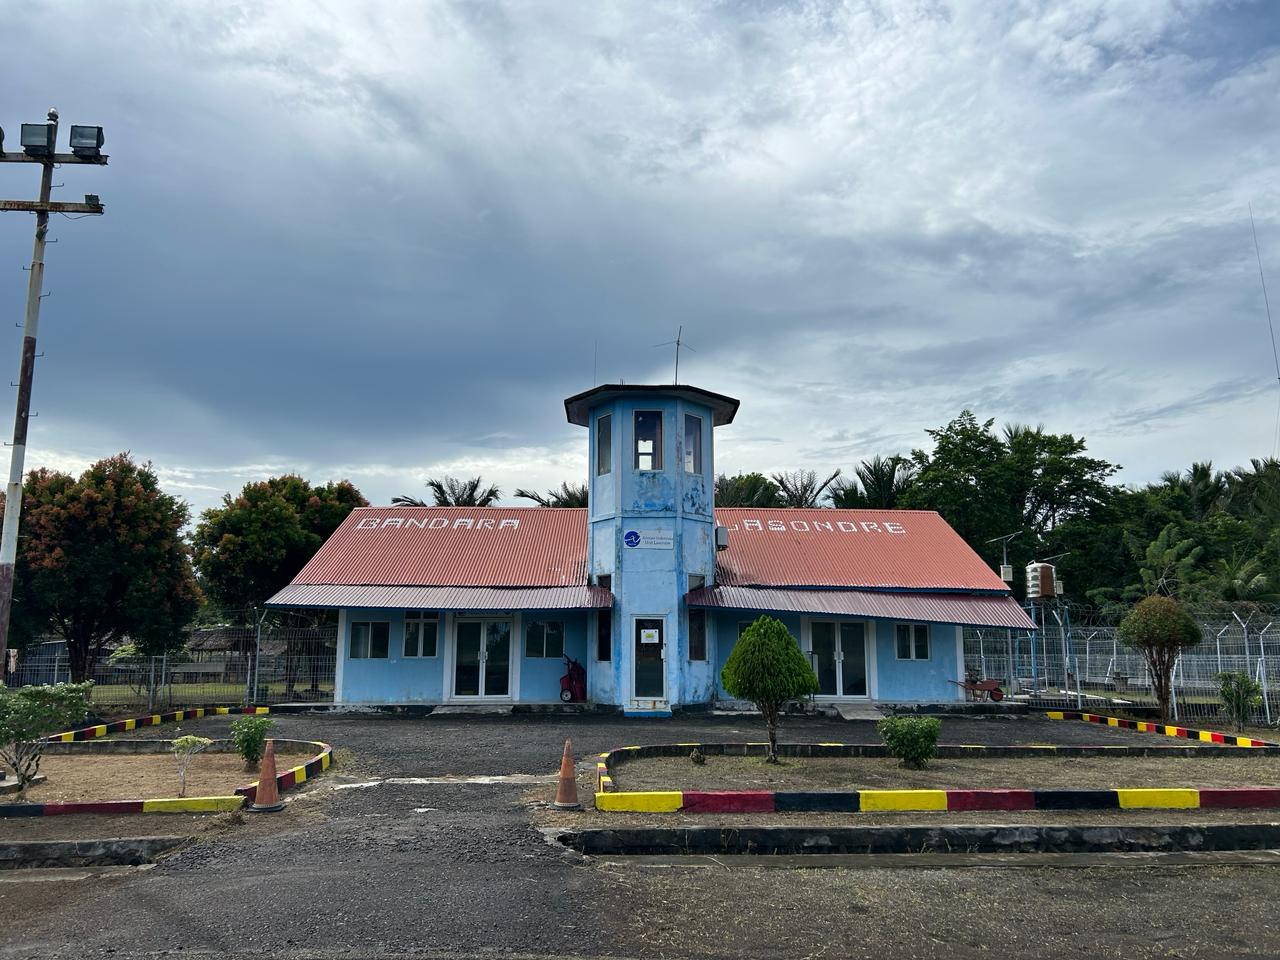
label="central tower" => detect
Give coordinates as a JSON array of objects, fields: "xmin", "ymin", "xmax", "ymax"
[{"xmin": 565, "ymin": 384, "xmax": 739, "ymax": 714}]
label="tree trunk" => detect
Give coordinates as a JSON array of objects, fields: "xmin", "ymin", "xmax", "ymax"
[
  {"xmin": 1146, "ymin": 647, "xmax": 1176, "ymax": 724},
  {"xmin": 764, "ymin": 703, "xmax": 780, "ymax": 763}
]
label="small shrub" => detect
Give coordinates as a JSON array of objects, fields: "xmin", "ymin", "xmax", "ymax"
[
  {"xmin": 0, "ymin": 682, "xmax": 93, "ymax": 792},
  {"xmin": 877, "ymin": 715, "xmax": 941, "ymax": 770},
  {"xmin": 1118, "ymin": 595, "xmax": 1201, "ymax": 722},
  {"xmin": 172, "ymin": 735, "xmax": 213, "ymax": 797},
  {"xmin": 1217, "ymin": 671, "xmax": 1263, "ymax": 733},
  {"xmin": 230, "ymin": 715, "xmax": 274, "ymax": 769}
]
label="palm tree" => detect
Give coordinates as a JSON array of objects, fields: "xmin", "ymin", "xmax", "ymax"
[
  {"xmin": 514, "ymin": 481, "xmax": 589, "ymax": 507},
  {"xmin": 828, "ymin": 456, "xmax": 916, "ymax": 508},
  {"xmin": 1207, "ymin": 551, "xmax": 1275, "ymax": 602},
  {"xmin": 392, "ymin": 476, "xmax": 501, "ymax": 507},
  {"xmin": 714, "ymin": 473, "xmax": 781, "ymax": 507},
  {"xmin": 770, "ymin": 469, "xmax": 841, "ymax": 508},
  {"xmin": 1157, "ymin": 461, "xmax": 1227, "ymax": 520}
]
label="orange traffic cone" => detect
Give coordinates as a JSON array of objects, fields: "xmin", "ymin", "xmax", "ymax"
[
  {"xmin": 249, "ymin": 738, "xmax": 284, "ymax": 813},
  {"xmin": 552, "ymin": 738, "xmax": 581, "ymax": 810}
]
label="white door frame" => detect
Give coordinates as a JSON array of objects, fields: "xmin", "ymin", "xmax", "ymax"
[
  {"xmin": 444, "ymin": 612, "xmax": 520, "ymax": 701},
  {"xmin": 801, "ymin": 617, "xmax": 875, "ymax": 700},
  {"xmin": 629, "ymin": 613, "xmax": 668, "ymax": 707}
]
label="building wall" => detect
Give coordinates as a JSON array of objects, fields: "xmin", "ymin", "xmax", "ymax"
[
  {"xmin": 584, "ymin": 394, "xmax": 719, "ymax": 712},
  {"xmin": 709, "ymin": 611, "xmax": 964, "ymax": 704},
  {"xmin": 335, "ymin": 606, "xmax": 591, "ymax": 705}
]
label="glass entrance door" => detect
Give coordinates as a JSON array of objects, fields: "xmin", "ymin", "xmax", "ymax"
[
  {"xmin": 810, "ymin": 622, "xmax": 839, "ymax": 696},
  {"xmin": 809, "ymin": 621, "xmax": 868, "ymax": 697},
  {"xmin": 839, "ymin": 622, "xmax": 867, "ymax": 696},
  {"xmin": 454, "ymin": 619, "xmax": 511, "ymax": 697},
  {"xmin": 633, "ymin": 618, "xmax": 665, "ymax": 699}
]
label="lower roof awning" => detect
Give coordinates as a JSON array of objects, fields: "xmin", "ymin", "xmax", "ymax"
[
  {"xmin": 687, "ymin": 585, "xmax": 1035, "ymax": 630},
  {"xmin": 266, "ymin": 583, "xmax": 613, "ymax": 611}
]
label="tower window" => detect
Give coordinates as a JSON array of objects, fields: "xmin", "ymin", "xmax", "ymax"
[
  {"xmin": 596, "ymin": 414, "xmax": 612, "ymax": 476},
  {"xmin": 634, "ymin": 411, "xmax": 663, "ymax": 471},
  {"xmin": 684, "ymin": 414, "xmax": 703, "ymax": 473}
]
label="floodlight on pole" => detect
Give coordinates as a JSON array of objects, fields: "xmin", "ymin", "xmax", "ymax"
[
  {"xmin": 0, "ymin": 106, "xmax": 107, "ymax": 678},
  {"xmin": 19, "ymin": 122, "xmax": 56, "ymax": 157},
  {"xmin": 69, "ymin": 125, "xmax": 104, "ymax": 158}
]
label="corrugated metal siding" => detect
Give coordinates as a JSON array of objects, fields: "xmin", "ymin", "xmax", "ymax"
[
  {"xmin": 267, "ymin": 584, "xmax": 613, "ymax": 610},
  {"xmin": 687, "ymin": 585, "xmax": 1035, "ymax": 630},
  {"xmin": 290, "ymin": 507, "xmax": 588, "ymax": 587},
  {"xmin": 713, "ymin": 508, "xmax": 1011, "ymax": 591}
]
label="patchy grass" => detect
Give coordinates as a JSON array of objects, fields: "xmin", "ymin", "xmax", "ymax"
[{"xmin": 614, "ymin": 753, "xmax": 1280, "ymax": 792}]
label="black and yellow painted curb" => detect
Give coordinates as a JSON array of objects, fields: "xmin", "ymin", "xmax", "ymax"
[
  {"xmin": 1046, "ymin": 710, "xmax": 1279, "ymax": 748},
  {"xmin": 2, "ymin": 705, "xmax": 331, "ymax": 818}
]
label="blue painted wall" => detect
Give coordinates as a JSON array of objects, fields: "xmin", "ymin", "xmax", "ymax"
[
  {"xmin": 339, "ymin": 607, "xmax": 445, "ymax": 704},
  {"xmin": 336, "ymin": 607, "xmax": 593, "ymax": 704},
  {"xmin": 871, "ymin": 620, "xmax": 965, "ymax": 702},
  {"xmin": 518, "ymin": 613, "xmax": 590, "ymax": 701},
  {"xmin": 583, "ymin": 393, "xmax": 719, "ymax": 711}
]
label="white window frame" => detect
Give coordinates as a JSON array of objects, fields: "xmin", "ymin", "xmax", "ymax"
[
  {"xmin": 634, "ymin": 410, "xmax": 663, "ymax": 471},
  {"xmin": 403, "ymin": 611, "xmax": 440, "ymax": 658},
  {"xmin": 895, "ymin": 622, "xmax": 931, "ymax": 661},
  {"xmin": 683, "ymin": 413, "xmax": 703, "ymax": 473},
  {"xmin": 350, "ymin": 620, "xmax": 390, "ymax": 660}
]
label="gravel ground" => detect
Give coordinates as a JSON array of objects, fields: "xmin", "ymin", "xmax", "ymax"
[{"xmin": 3, "ymin": 711, "xmax": 1279, "ymax": 960}]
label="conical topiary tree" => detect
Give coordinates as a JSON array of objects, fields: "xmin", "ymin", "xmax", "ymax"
[{"xmin": 720, "ymin": 615, "xmax": 819, "ymax": 763}]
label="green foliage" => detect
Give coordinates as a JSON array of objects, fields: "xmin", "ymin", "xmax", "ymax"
[
  {"xmin": 2, "ymin": 455, "xmax": 201, "ymax": 677},
  {"xmin": 876, "ymin": 715, "xmax": 941, "ymax": 769},
  {"xmin": 230, "ymin": 715, "xmax": 274, "ymax": 767},
  {"xmin": 771, "ymin": 470, "xmax": 843, "ymax": 508},
  {"xmin": 714, "ymin": 472, "xmax": 781, "ymax": 507},
  {"xmin": 899, "ymin": 412, "xmax": 1118, "ymax": 589},
  {"xmin": 193, "ymin": 475, "xmax": 367, "ymax": 619},
  {"xmin": 1132, "ymin": 523, "xmax": 1205, "ymax": 598},
  {"xmin": 171, "ymin": 734, "xmax": 213, "ymax": 797},
  {"xmin": 514, "ymin": 481, "xmax": 589, "ymax": 507},
  {"xmin": 721, "ymin": 616, "xmax": 818, "ymax": 761},
  {"xmin": 829, "ymin": 456, "xmax": 916, "ymax": 508},
  {"xmin": 0, "ymin": 682, "xmax": 93, "ymax": 790},
  {"xmin": 1217, "ymin": 671, "xmax": 1263, "ymax": 733},
  {"xmin": 393, "ymin": 476, "xmax": 500, "ymax": 507},
  {"xmin": 1118, "ymin": 595, "xmax": 1202, "ymax": 722}
]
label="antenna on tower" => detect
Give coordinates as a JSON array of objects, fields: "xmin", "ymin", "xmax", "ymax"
[{"xmin": 653, "ymin": 325, "xmax": 696, "ymax": 384}]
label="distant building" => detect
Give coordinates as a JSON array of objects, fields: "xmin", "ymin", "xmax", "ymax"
[{"xmin": 267, "ymin": 384, "xmax": 1033, "ymax": 715}]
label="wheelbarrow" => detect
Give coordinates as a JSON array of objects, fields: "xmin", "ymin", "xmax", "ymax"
[{"xmin": 950, "ymin": 676, "xmax": 1004, "ymax": 701}]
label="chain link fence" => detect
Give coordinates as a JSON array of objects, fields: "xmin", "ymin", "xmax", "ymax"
[
  {"xmin": 965, "ymin": 604, "xmax": 1279, "ymax": 726},
  {"xmin": 3, "ymin": 625, "xmax": 336, "ymax": 710}
]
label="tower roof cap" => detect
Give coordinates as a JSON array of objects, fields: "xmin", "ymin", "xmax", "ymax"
[{"xmin": 564, "ymin": 383, "xmax": 740, "ymax": 426}]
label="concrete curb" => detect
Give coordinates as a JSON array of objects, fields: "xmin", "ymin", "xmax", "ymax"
[
  {"xmin": 0, "ymin": 836, "xmax": 188, "ymax": 869},
  {"xmin": 1046, "ymin": 710, "xmax": 1280, "ymax": 747},
  {"xmin": 2, "ymin": 708, "xmax": 334, "ymax": 818},
  {"xmin": 557, "ymin": 822, "xmax": 1280, "ymax": 856},
  {"xmin": 42, "ymin": 705, "xmax": 270, "ymax": 743},
  {"xmin": 594, "ymin": 738, "xmax": 1280, "ymax": 814}
]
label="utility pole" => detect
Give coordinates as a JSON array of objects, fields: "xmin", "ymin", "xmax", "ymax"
[{"xmin": 0, "ymin": 109, "xmax": 107, "ymax": 676}]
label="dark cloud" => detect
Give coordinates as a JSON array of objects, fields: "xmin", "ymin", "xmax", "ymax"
[{"xmin": 0, "ymin": 1, "xmax": 1275, "ymax": 511}]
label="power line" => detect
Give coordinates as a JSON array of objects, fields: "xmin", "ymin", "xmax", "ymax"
[{"xmin": 1249, "ymin": 204, "xmax": 1279, "ymax": 457}]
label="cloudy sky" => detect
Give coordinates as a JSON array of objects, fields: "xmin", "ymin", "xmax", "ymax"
[{"xmin": 1, "ymin": 0, "xmax": 1278, "ymax": 517}]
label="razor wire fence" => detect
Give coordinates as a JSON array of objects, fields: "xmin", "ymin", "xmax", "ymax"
[
  {"xmin": 3, "ymin": 624, "xmax": 337, "ymax": 711},
  {"xmin": 965, "ymin": 604, "xmax": 1279, "ymax": 727}
]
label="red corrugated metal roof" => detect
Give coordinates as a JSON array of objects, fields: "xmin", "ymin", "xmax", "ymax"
[
  {"xmin": 714, "ymin": 509, "xmax": 1010, "ymax": 592},
  {"xmin": 267, "ymin": 584, "xmax": 612, "ymax": 610},
  {"xmin": 688, "ymin": 585, "xmax": 1035, "ymax": 630},
  {"xmin": 288, "ymin": 506, "xmax": 1009, "ymax": 595},
  {"xmin": 290, "ymin": 507, "xmax": 587, "ymax": 587}
]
